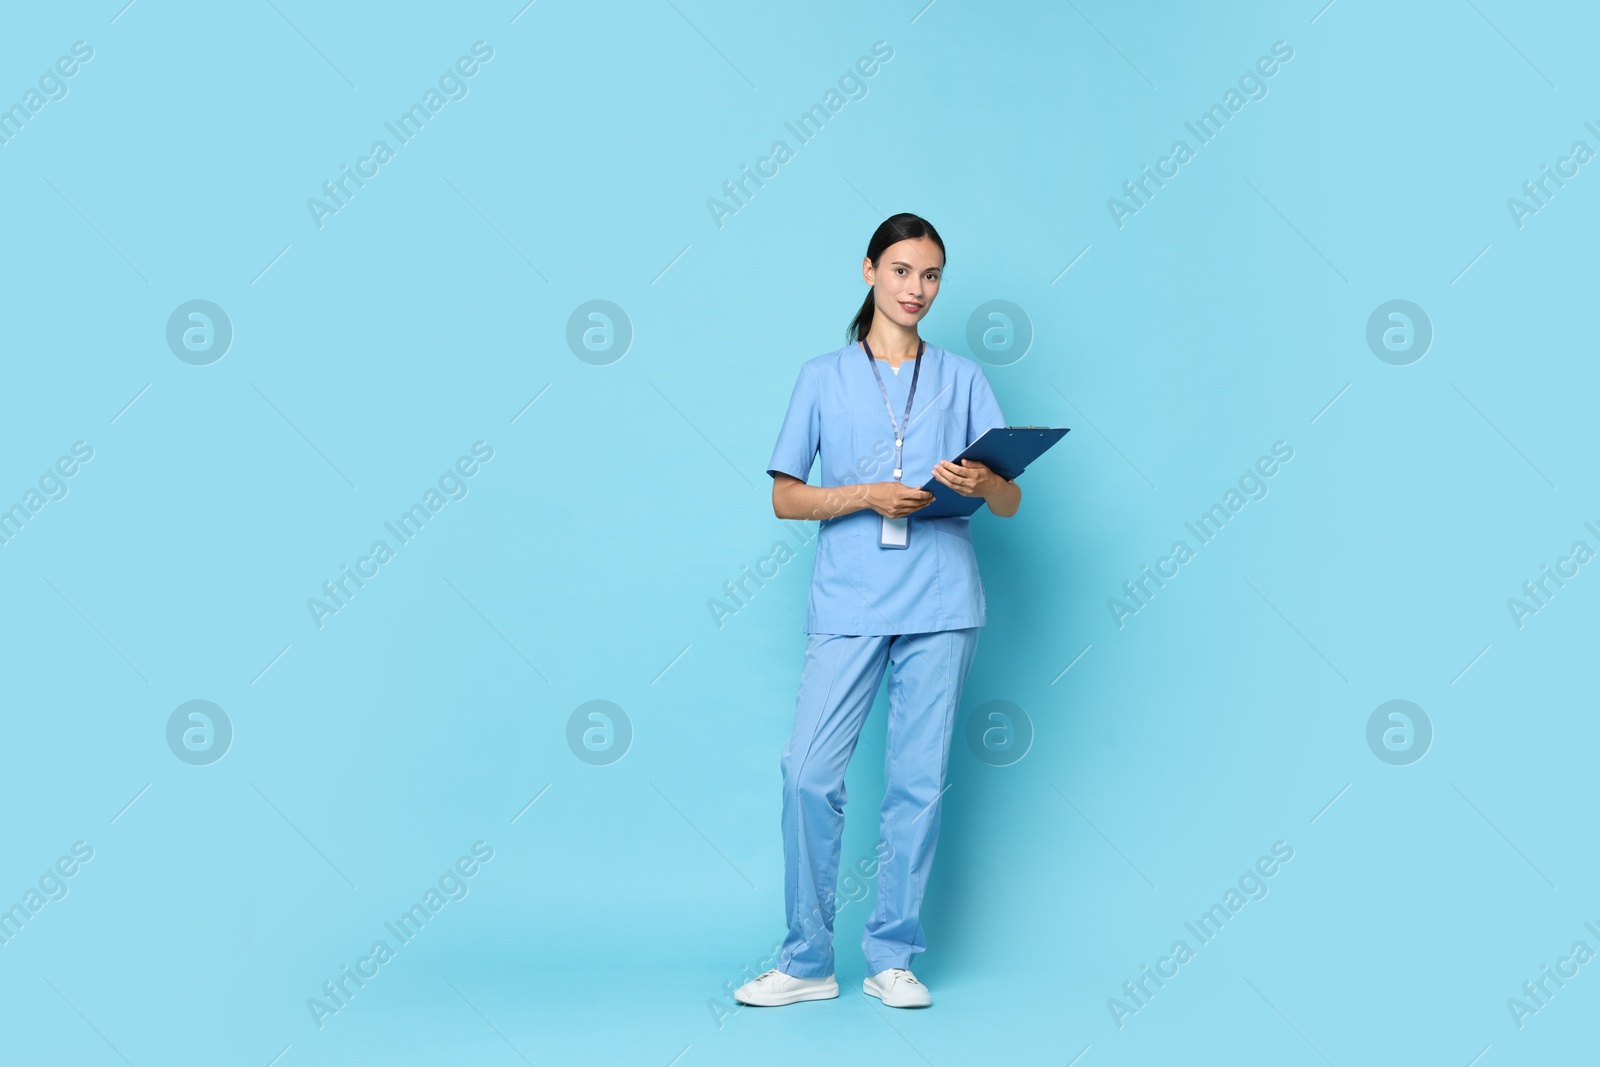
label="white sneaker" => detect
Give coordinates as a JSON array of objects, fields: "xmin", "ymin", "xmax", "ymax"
[
  {"xmin": 863, "ymin": 967, "xmax": 932, "ymax": 1008},
  {"xmin": 733, "ymin": 968, "xmax": 839, "ymax": 1006}
]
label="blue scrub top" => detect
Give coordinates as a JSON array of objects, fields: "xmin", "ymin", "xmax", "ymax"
[{"xmin": 766, "ymin": 342, "xmax": 1007, "ymax": 636}]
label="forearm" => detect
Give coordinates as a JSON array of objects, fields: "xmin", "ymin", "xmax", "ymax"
[
  {"xmin": 773, "ymin": 478, "xmax": 873, "ymax": 521},
  {"xmin": 985, "ymin": 477, "xmax": 1021, "ymax": 518}
]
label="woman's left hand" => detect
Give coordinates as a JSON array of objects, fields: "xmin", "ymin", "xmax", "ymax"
[{"xmin": 931, "ymin": 459, "xmax": 999, "ymax": 498}]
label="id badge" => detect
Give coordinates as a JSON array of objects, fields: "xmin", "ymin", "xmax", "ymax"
[{"xmin": 880, "ymin": 515, "xmax": 910, "ymax": 549}]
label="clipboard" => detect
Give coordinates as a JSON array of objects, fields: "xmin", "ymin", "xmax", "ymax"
[{"xmin": 914, "ymin": 425, "xmax": 1069, "ymax": 518}]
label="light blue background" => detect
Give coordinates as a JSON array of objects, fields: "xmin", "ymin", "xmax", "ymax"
[{"xmin": 1, "ymin": 1, "xmax": 1595, "ymax": 1064}]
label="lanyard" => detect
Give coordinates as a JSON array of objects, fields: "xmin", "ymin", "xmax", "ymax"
[{"xmin": 860, "ymin": 338, "xmax": 924, "ymax": 481}]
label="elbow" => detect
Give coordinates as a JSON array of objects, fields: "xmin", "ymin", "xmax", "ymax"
[{"xmin": 771, "ymin": 474, "xmax": 804, "ymax": 520}]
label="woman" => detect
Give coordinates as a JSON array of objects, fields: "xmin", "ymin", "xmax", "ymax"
[{"xmin": 736, "ymin": 213, "xmax": 1021, "ymax": 1010}]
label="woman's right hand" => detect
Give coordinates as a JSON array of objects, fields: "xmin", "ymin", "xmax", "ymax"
[{"xmin": 865, "ymin": 481, "xmax": 934, "ymax": 517}]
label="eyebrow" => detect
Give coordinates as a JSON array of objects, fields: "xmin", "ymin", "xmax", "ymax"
[{"xmin": 888, "ymin": 261, "xmax": 941, "ymax": 270}]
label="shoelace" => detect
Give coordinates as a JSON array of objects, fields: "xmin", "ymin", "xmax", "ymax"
[
  {"xmin": 883, "ymin": 968, "xmax": 919, "ymax": 985},
  {"xmin": 753, "ymin": 968, "xmax": 832, "ymax": 987}
]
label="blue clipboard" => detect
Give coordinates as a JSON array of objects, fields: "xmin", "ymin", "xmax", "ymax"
[{"xmin": 914, "ymin": 425, "xmax": 1069, "ymax": 518}]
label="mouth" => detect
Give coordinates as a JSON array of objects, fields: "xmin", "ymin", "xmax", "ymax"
[{"xmin": 898, "ymin": 301, "xmax": 924, "ymax": 314}]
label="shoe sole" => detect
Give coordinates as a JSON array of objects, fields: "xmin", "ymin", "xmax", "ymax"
[
  {"xmin": 734, "ymin": 982, "xmax": 839, "ymax": 1007},
  {"xmin": 862, "ymin": 979, "xmax": 931, "ymax": 1009}
]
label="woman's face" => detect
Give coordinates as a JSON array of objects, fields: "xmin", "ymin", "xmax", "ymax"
[{"xmin": 863, "ymin": 236, "xmax": 943, "ymax": 331}]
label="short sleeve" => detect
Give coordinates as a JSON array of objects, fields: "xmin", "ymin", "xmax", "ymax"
[
  {"xmin": 966, "ymin": 367, "xmax": 1006, "ymax": 448},
  {"xmin": 767, "ymin": 364, "xmax": 821, "ymax": 482}
]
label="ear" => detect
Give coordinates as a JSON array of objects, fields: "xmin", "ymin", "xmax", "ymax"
[{"xmin": 862, "ymin": 257, "xmax": 875, "ymax": 286}]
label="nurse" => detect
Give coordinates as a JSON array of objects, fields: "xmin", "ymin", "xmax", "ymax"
[{"xmin": 735, "ymin": 213, "xmax": 1021, "ymax": 1010}]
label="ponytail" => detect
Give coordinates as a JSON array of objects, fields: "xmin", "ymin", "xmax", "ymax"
[{"xmin": 848, "ymin": 289, "xmax": 876, "ymax": 346}]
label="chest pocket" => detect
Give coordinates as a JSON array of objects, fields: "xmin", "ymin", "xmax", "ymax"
[
  {"xmin": 919, "ymin": 388, "xmax": 965, "ymax": 469},
  {"xmin": 887, "ymin": 401, "xmax": 958, "ymax": 489}
]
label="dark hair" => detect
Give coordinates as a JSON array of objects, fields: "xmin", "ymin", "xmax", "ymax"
[{"xmin": 847, "ymin": 212, "xmax": 946, "ymax": 344}]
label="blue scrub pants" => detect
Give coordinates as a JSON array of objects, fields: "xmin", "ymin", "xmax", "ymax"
[{"xmin": 776, "ymin": 627, "xmax": 981, "ymax": 978}]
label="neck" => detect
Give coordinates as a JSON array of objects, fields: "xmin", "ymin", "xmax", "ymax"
[{"xmin": 863, "ymin": 320, "xmax": 921, "ymax": 366}]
